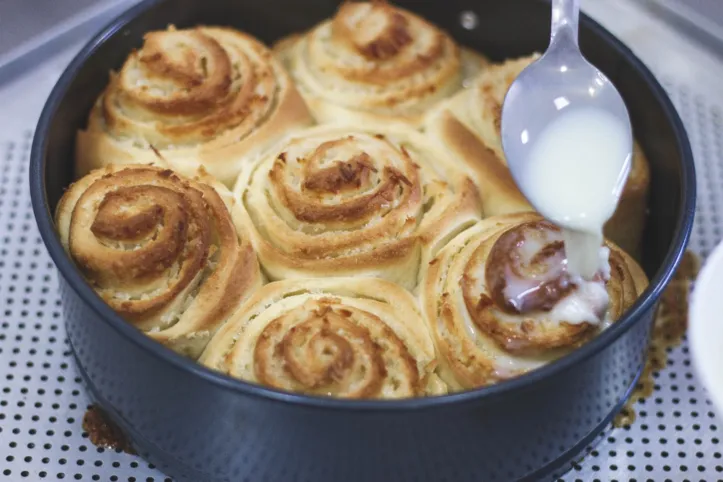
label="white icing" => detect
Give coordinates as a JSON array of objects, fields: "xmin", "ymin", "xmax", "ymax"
[
  {"xmin": 502, "ymin": 228, "xmax": 567, "ymax": 311},
  {"xmin": 549, "ymin": 244, "xmax": 611, "ymax": 325},
  {"xmin": 548, "ymin": 276, "xmax": 609, "ymax": 325},
  {"xmin": 519, "ymin": 107, "xmax": 631, "ymax": 279},
  {"xmin": 503, "ymin": 244, "xmax": 611, "ymax": 325},
  {"xmin": 562, "ymin": 229, "xmax": 603, "ymax": 280},
  {"xmin": 598, "ymin": 246, "xmax": 612, "ymax": 280},
  {"xmin": 503, "ymin": 269, "xmax": 569, "ymax": 313}
]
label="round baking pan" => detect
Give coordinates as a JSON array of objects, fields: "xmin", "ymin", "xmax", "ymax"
[{"xmin": 29, "ymin": 0, "xmax": 696, "ymax": 480}]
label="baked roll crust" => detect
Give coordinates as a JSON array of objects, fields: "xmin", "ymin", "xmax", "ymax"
[
  {"xmin": 274, "ymin": 1, "xmax": 487, "ymax": 128},
  {"xmin": 76, "ymin": 25, "xmax": 314, "ymax": 186},
  {"xmin": 232, "ymin": 123, "xmax": 482, "ymax": 290},
  {"xmin": 200, "ymin": 277, "xmax": 447, "ymax": 398},
  {"xmin": 426, "ymin": 54, "xmax": 650, "ymax": 258},
  {"xmin": 420, "ymin": 212, "xmax": 648, "ymax": 391},
  {"xmin": 55, "ymin": 164, "xmax": 263, "ymax": 358}
]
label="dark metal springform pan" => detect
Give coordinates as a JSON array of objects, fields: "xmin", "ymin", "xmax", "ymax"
[{"xmin": 29, "ymin": 0, "xmax": 696, "ymax": 480}]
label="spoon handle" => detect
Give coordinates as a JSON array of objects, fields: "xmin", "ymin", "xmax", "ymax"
[{"xmin": 550, "ymin": 0, "xmax": 580, "ymax": 47}]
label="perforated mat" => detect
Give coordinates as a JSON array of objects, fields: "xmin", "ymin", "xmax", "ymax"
[{"xmin": 1, "ymin": 1, "xmax": 723, "ymax": 481}]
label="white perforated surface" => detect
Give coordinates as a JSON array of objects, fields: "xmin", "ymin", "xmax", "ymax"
[{"xmin": 1, "ymin": 1, "xmax": 723, "ymax": 481}]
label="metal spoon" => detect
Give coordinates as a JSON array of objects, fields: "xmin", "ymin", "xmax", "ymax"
[{"xmin": 500, "ymin": 0, "xmax": 633, "ymax": 233}]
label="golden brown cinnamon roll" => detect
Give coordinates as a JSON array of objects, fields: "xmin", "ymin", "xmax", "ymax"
[
  {"xmin": 200, "ymin": 278, "xmax": 447, "ymax": 398},
  {"xmin": 76, "ymin": 25, "xmax": 314, "ymax": 186},
  {"xmin": 55, "ymin": 164, "xmax": 263, "ymax": 358},
  {"xmin": 273, "ymin": 1, "xmax": 487, "ymax": 127},
  {"xmin": 231, "ymin": 123, "xmax": 482, "ymax": 290},
  {"xmin": 420, "ymin": 212, "xmax": 648, "ymax": 391},
  {"xmin": 425, "ymin": 54, "xmax": 650, "ymax": 259}
]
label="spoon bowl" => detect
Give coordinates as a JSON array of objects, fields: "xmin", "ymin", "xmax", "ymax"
[{"xmin": 500, "ymin": 0, "xmax": 633, "ymax": 233}]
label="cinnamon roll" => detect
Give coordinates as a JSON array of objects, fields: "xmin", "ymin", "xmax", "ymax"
[
  {"xmin": 273, "ymin": 1, "xmax": 487, "ymax": 128},
  {"xmin": 420, "ymin": 212, "xmax": 648, "ymax": 391},
  {"xmin": 425, "ymin": 54, "xmax": 650, "ymax": 258},
  {"xmin": 231, "ymin": 123, "xmax": 482, "ymax": 290},
  {"xmin": 55, "ymin": 164, "xmax": 263, "ymax": 358},
  {"xmin": 76, "ymin": 25, "xmax": 314, "ymax": 186},
  {"xmin": 200, "ymin": 278, "xmax": 447, "ymax": 398}
]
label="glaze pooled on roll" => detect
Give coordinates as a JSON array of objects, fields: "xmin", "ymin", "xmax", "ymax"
[
  {"xmin": 420, "ymin": 212, "xmax": 648, "ymax": 390},
  {"xmin": 55, "ymin": 164, "xmax": 263, "ymax": 358},
  {"xmin": 200, "ymin": 278, "xmax": 447, "ymax": 399},
  {"xmin": 490, "ymin": 221, "xmax": 611, "ymax": 325},
  {"xmin": 232, "ymin": 123, "xmax": 482, "ymax": 290},
  {"xmin": 76, "ymin": 25, "xmax": 313, "ymax": 186},
  {"xmin": 273, "ymin": 0, "xmax": 486, "ymax": 127}
]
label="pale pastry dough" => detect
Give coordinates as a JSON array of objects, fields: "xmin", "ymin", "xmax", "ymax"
[
  {"xmin": 419, "ymin": 212, "xmax": 648, "ymax": 391},
  {"xmin": 55, "ymin": 164, "xmax": 263, "ymax": 358},
  {"xmin": 232, "ymin": 122, "xmax": 482, "ymax": 290},
  {"xmin": 200, "ymin": 277, "xmax": 447, "ymax": 399},
  {"xmin": 274, "ymin": 1, "xmax": 487, "ymax": 128},
  {"xmin": 76, "ymin": 25, "xmax": 314, "ymax": 187}
]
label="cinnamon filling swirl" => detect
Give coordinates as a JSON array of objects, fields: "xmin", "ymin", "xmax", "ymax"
[
  {"xmin": 68, "ymin": 168, "xmax": 212, "ymax": 318},
  {"xmin": 420, "ymin": 213, "xmax": 647, "ymax": 390},
  {"xmin": 463, "ymin": 221, "xmax": 610, "ymax": 354},
  {"xmin": 254, "ymin": 298, "xmax": 419, "ymax": 398},
  {"xmin": 55, "ymin": 164, "xmax": 262, "ymax": 358},
  {"xmin": 76, "ymin": 24, "xmax": 313, "ymax": 186},
  {"xmin": 234, "ymin": 124, "xmax": 481, "ymax": 289},
  {"xmin": 104, "ymin": 26, "xmax": 278, "ymax": 147},
  {"xmin": 272, "ymin": 0, "xmax": 485, "ymax": 126},
  {"xmin": 200, "ymin": 278, "xmax": 446, "ymax": 398},
  {"xmin": 327, "ymin": 1, "xmax": 452, "ymax": 84},
  {"xmin": 332, "ymin": 2, "xmax": 415, "ymax": 62}
]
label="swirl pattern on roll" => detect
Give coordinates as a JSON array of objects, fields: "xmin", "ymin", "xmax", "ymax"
[
  {"xmin": 55, "ymin": 164, "xmax": 263, "ymax": 358},
  {"xmin": 273, "ymin": 1, "xmax": 486, "ymax": 127},
  {"xmin": 76, "ymin": 25, "xmax": 313, "ymax": 186},
  {"xmin": 420, "ymin": 212, "xmax": 648, "ymax": 390},
  {"xmin": 200, "ymin": 278, "xmax": 446, "ymax": 398},
  {"xmin": 232, "ymin": 123, "xmax": 482, "ymax": 290},
  {"xmin": 425, "ymin": 53, "xmax": 650, "ymax": 257}
]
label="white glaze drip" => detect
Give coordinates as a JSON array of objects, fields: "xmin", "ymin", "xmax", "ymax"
[{"xmin": 520, "ymin": 107, "xmax": 631, "ymax": 280}]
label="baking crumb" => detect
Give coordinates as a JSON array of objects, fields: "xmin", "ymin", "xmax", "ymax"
[{"xmin": 82, "ymin": 404, "xmax": 136, "ymax": 454}]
